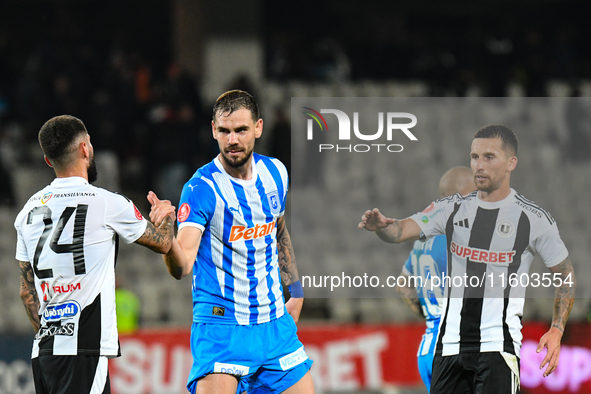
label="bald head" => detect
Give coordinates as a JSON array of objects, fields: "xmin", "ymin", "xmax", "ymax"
[{"xmin": 439, "ymin": 166, "xmax": 476, "ymax": 197}]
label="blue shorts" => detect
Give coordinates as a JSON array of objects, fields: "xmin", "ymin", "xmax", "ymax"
[
  {"xmin": 417, "ymin": 331, "xmax": 437, "ymax": 392},
  {"xmin": 187, "ymin": 313, "xmax": 313, "ymax": 394}
]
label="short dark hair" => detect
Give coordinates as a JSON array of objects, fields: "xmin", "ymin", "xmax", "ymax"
[
  {"xmin": 473, "ymin": 124, "xmax": 518, "ymax": 156},
  {"xmin": 38, "ymin": 115, "xmax": 88, "ymax": 169},
  {"xmin": 212, "ymin": 90, "xmax": 260, "ymax": 123}
]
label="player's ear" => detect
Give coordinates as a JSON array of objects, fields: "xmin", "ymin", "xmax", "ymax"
[
  {"xmin": 508, "ymin": 155, "xmax": 518, "ymax": 172},
  {"xmin": 80, "ymin": 140, "xmax": 90, "ymax": 159},
  {"xmin": 44, "ymin": 155, "xmax": 53, "ymax": 168},
  {"xmin": 254, "ymin": 118, "xmax": 263, "ymax": 139},
  {"xmin": 211, "ymin": 120, "xmax": 217, "ymax": 139}
]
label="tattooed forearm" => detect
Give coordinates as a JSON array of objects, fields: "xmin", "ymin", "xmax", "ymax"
[
  {"xmin": 135, "ymin": 216, "xmax": 174, "ymax": 254},
  {"xmin": 276, "ymin": 216, "xmax": 299, "ymax": 286},
  {"xmin": 19, "ymin": 261, "xmax": 40, "ymax": 333},
  {"xmin": 550, "ymin": 257, "xmax": 576, "ymax": 332},
  {"xmin": 396, "ymin": 281, "xmax": 424, "ymax": 319},
  {"xmin": 377, "ymin": 220, "xmax": 404, "ymax": 243}
]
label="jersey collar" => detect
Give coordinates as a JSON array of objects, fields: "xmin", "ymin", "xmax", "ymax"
[
  {"xmin": 475, "ymin": 188, "xmax": 516, "ymax": 209},
  {"xmin": 214, "ymin": 156, "xmax": 258, "ymax": 185},
  {"xmin": 50, "ymin": 177, "xmax": 89, "ymax": 187}
]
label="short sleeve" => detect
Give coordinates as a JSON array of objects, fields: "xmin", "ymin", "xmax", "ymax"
[
  {"xmin": 277, "ymin": 161, "xmax": 289, "ymax": 217},
  {"xmin": 14, "ymin": 210, "xmax": 30, "ymax": 261},
  {"xmin": 408, "ymin": 196, "xmax": 458, "ymax": 239},
  {"xmin": 177, "ymin": 179, "xmax": 216, "ymax": 232},
  {"xmin": 530, "ymin": 223, "xmax": 569, "ymax": 268},
  {"xmin": 266, "ymin": 157, "xmax": 289, "ymax": 218},
  {"xmin": 15, "ymin": 228, "xmax": 29, "ymax": 261},
  {"xmin": 105, "ymin": 194, "xmax": 148, "ymax": 244}
]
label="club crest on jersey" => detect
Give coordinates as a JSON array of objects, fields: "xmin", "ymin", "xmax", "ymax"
[
  {"xmin": 496, "ymin": 220, "xmax": 515, "ymax": 238},
  {"xmin": 41, "ymin": 192, "xmax": 53, "ymax": 204},
  {"xmin": 267, "ymin": 190, "xmax": 281, "ymax": 215}
]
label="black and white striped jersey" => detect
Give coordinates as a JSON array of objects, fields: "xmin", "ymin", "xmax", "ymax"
[
  {"xmin": 410, "ymin": 189, "xmax": 569, "ymax": 358},
  {"xmin": 14, "ymin": 177, "xmax": 147, "ymax": 358}
]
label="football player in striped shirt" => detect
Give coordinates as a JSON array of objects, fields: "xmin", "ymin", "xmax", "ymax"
[
  {"xmin": 151, "ymin": 90, "xmax": 314, "ymax": 394},
  {"xmin": 396, "ymin": 166, "xmax": 475, "ymax": 392},
  {"xmin": 360, "ymin": 125, "xmax": 575, "ymax": 394},
  {"xmin": 15, "ymin": 115, "xmax": 176, "ymax": 394}
]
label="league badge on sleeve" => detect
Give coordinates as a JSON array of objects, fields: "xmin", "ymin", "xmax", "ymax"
[
  {"xmin": 267, "ymin": 190, "xmax": 281, "ymax": 215},
  {"xmin": 422, "ymin": 202, "xmax": 435, "ymax": 213},
  {"xmin": 178, "ymin": 203, "xmax": 190, "ymax": 222},
  {"xmin": 133, "ymin": 204, "xmax": 143, "ymax": 220}
]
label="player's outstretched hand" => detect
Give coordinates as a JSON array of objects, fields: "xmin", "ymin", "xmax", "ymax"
[
  {"xmin": 147, "ymin": 191, "xmax": 176, "ymax": 228},
  {"xmin": 358, "ymin": 208, "xmax": 395, "ymax": 231},
  {"xmin": 537, "ymin": 326, "xmax": 563, "ymax": 377}
]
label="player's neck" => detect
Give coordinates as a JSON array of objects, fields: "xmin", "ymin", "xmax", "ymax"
[
  {"xmin": 218, "ymin": 154, "xmax": 254, "ymax": 181},
  {"xmin": 54, "ymin": 163, "xmax": 89, "ymax": 181},
  {"xmin": 477, "ymin": 184, "xmax": 511, "ymax": 202}
]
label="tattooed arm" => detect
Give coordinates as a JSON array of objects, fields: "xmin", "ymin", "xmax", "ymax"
[
  {"xmin": 276, "ymin": 216, "xmax": 304, "ymax": 323},
  {"xmin": 358, "ymin": 208, "xmax": 421, "ymax": 244},
  {"xmin": 537, "ymin": 256, "xmax": 576, "ymax": 377},
  {"xmin": 396, "ymin": 273, "xmax": 425, "ymax": 319},
  {"xmin": 135, "ymin": 192, "xmax": 176, "ymax": 254},
  {"xmin": 277, "ymin": 216, "xmax": 299, "ymax": 286},
  {"xmin": 135, "ymin": 217, "xmax": 175, "ymax": 254},
  {"xmin": 19, "ymin": 261, "xmax": 40, "ymax": 333}
]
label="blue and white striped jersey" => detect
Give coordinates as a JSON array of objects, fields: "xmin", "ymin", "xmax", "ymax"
[
  {"xmin": 177, "ymin": 154, "xmax": 289, "ymax": 325},
  {"xmin": 402, "ymin": 235, "xmax": 447, "ymax": 326},
  {"xmin": 402, "ymin": 235, "xmax": 446, "ymax": 364}
]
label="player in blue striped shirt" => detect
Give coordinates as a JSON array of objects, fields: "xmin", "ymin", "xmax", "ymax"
[{"xmin": 150, "ymin": 90, "xmax": 314, "ymax": 394}]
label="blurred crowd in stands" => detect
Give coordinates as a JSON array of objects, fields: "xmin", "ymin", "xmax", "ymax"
[
  {"xmin": 264, "ymin": 1, "xmax": 591, "ymax": 96},
  {"xmin": 0, "ymin": 3, "xmax": 216, "ymax": 208},
  {"xmin": 1, "ymin": 1, "xmax": 591, "ymax": 208}
]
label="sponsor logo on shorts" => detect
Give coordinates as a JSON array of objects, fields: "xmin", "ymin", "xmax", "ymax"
[
  {"xmin": 229, "ymin": 221, "xmax": 276, "ymax": 242},
  {"xmin": 43, "ymin": 301, "xmax": 80, "ymax": 321},
  {"xmin": 36, "ymin": 323, "xmax": 75, "ymax": 339},
  {"xmin": 279, "ymin": 346, "xmax": 308, "ymax": 371},
  {"xmin": 178, "ymin": 203, "xmax": 190, "ymax": 222},
  {"xmin": 450, "ymin": 241, "xmax": 516, "ymax": 265},
  {"xmin": 214, "ymin": 362, "xmax": 249, "ymax": 376}
]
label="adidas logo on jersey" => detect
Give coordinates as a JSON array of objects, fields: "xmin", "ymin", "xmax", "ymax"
[
  {"xmin": 454, "ymin": 218, "xmax": 469, "ymax": 228},
  {"xmin": 229, "ymin": 221, "xmax": 276, "ymax": 242}
]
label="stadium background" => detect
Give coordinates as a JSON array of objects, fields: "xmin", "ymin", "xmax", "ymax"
[{"xmin": 1, "ymin": 0, "xmax": 591, "ymax": 393}]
